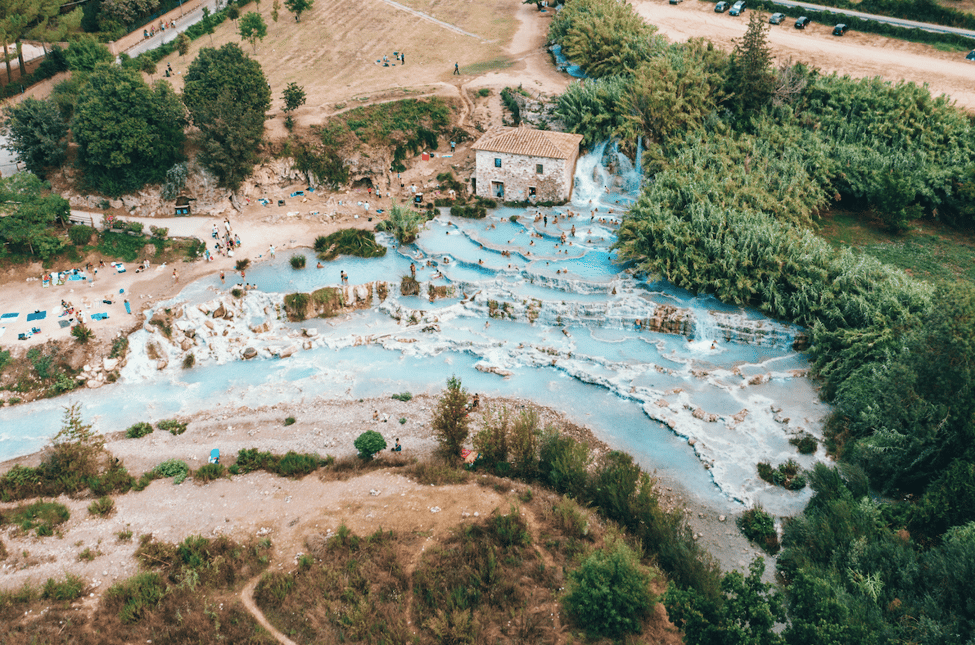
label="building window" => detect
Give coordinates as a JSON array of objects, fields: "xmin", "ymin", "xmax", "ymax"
[
  {"xmin": 529, "ymin": 187, "xmax": 536, "ymax": 197},
  {"xmin": 536, "ymin": 164, "xmax": 543, "ymax": 174},
  {"xmin": 494, "ymin": 158, "xmax": 502, "ymax": 168}
]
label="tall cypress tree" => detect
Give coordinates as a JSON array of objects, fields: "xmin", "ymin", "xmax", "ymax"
[{"xmin": 728, "ymin": 13, "xmax": 775, "ymax": 115}]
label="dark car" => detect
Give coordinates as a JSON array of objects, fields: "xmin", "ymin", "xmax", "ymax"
[
  {"xmin": 968, "ymin": 50, "xmax": 975, "ymax": 61},
  {"xmin": 669, "ymin": 0, "xmax": 683, "ymax": 5},
  {"xmin": 832, "ymin": 23, "xmax": 848, "ymax": 35},
  {"xmin": 715, "ymin": 1, "xmax": 729, "ymax": 12},
  {"xmin": 769, "ymin": 12, "xmax": 785, "ymax": 24},
  {"xmin": 795, "ymin": 16, "xmax": 810, "ymax": 28},
  {"xmin": 729, "ymin": 0, "xmax": 746, "ymax": 15}
]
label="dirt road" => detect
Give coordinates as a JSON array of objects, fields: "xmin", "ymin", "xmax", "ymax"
[{"xmin": 633, "ymin": 0, "xmax": 975, "ymax": 110}]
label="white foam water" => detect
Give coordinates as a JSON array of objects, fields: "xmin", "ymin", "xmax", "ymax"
[{"xmin": 0, "ymin": 143, "xmax": 827, "ymax": 515}]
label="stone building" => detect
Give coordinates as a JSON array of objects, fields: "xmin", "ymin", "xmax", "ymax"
[{"xmin": 471, "ymin": 127, "xmax": 584, "ymax": 204}]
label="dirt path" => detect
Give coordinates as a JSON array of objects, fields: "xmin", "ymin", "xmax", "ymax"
[
  {"xmin": 634, "ymin": 0, "xmax": 975, "ymax": 110},
  {"xmin": 374, "ymin": 0, "xmax": 489, "ymax": 41},
  {"xmin": 241, "ymin": 576, "xmax": 299, "ymax": 645}
]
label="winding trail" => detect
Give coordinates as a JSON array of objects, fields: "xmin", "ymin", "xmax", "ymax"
[{"xmin": 241, "ymin": 575, "xmax": 299, "ymax": 645}]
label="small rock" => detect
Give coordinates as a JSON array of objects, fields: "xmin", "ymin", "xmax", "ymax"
[
  {"xmin": 86, "ymin": 379, "xmax": 102, "ymax": 389},
  {"xmin": 103, "ymin": 358, "xmax": 118, "ymax": 371},
  {"xmin": 156, "ymin": 359, "xmax": 168, "ymax": 370},
  {"xmin": 430, "ymin": 506, "xmax": 441, "ymax": 513},
  {"xmin": 303, "ymin": 328, "xmax": 318, "ymax": 337},
  {"xmin": 718, "ymin": 515, "xmax": 726, "ymax": 522},
  {"xmin": 242, "ymin": 347, "xmax": 258, "ymax": 360}
]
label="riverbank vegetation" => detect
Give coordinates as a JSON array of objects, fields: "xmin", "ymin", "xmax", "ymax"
[{"xmin": 553, "ymin": 3, "xmax": 975, "ymax": 642}]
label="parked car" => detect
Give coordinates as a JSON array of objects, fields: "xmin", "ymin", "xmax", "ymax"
[
  {"xmin": 795, "ymin": 16, "xmax": 810, "ymax": 28},
  {"xmin": 769, "ymin": 12, "xmax": 785, "ymax": 24},
  {"xmin": 832, "ymin": 23, "xmax": 848, "ymax": 35},
  {"xmin": 729, "ymin": 1, "xmax": 746, "ymax": 15},
  {"xmin": 966, "ymin": 50, "xmax": 974, "ymax": 60},
  {"xmin": 715, "ymin": 1, "xmax": 729, "ymax": 12},
  {"xmin": 669, "ymin": 0, "xmax": 683, "ymax": 5}
]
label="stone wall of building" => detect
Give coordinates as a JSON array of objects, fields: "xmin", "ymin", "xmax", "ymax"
[{"xmin": 474, "ymin": 150, "xmax": 574, "ymax": 203}]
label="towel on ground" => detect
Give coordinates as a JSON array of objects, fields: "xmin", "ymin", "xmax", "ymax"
[
  {"xmin": 0, "ymin": 313, "xmax": 18, "ymax": 320},
  {"xmin": 26, "ymin": 311, "xmax": 47, "ymax": 321},
  {"xmin": 91, "ymin": 313, "xmax": 109, "ymax": 321}
]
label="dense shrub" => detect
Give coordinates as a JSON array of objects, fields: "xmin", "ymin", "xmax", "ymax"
[
  {"xmin": 157, "ymin": 419, "xmax": 187, "ymax": 435},
  {"xmin": 390, "ymin": 391, "xmax": 412, "ymax": 402},
  {"xmin": 87, "ymin": 496, "xmax": 115, "ymax": 517},
  {"xmin": 738, "ymin": 506, "xmax": 780, "ymax": 555},
  {"xmin": 68, "ymin": 225, "xmax": 95, "ymax": 245},
  {"xmin": 125, "ymin": 422, "xmax": 154, "ymax": 439},
  {"xmin": 354, "ymin": 430, "xmax": 386, "ymax": 460},
  {"xmin": 42, "ymin": 574, "xmax": 86, "ymax": 601},
  {"xmin": 153, "ymin": 459, "xmax": 190, "ymax": 484},
  {"xmin": 106, "ymin": 572, "xmax": 166, "ymax": 624},
  {"xmin": 193, "ymin": 463, "xmax": 225, "ymax": 482},
  {"xmin": 563, "ymin": 538, "xmax": 656, "ymax": 638},
  {"xmin": 313, "ymin": 229, "xmax": 386, "ymax": 261},
  {"xmin": 289, "ymin": 254, "xmax": 306, "ymax": 269}
]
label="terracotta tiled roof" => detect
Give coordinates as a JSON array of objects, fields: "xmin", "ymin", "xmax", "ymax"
[{"xmin": 471, "ymin": 126, "xmax": 583, "ymax": 160}]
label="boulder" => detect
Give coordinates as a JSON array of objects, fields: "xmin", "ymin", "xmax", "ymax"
[
  {"xmin": 86, "ymin": 379, "xmax": 102, "ymax": 389},
  {"xmin": 212, "ymin": 304, "xmax": 226, "ymax": 319},
  {"xmin": 184, "ymin": 328, "xmax": 196, "ymax": 339},
  {"xmin": 303, "ymin": 328, "xmax": 318, "ymax": 337},
  {"xmin": 223, "ymin": 309, "xmax": 234, "ymax": 320},
  {"xmin": 279, "ymin": 345, "xmax": 296, "ymax": 358},
  {"xmin": 303, "ymin": 340, "xmax": 313, "ymax": 350},
  {"xmin": 156, "ymin": 359, "xmax": 168, "ymax": 370},
  {"xmin": 197, "ymin": 304, "xmax": 210, "ymax": 315},
  {"xmin": 251, "ymin": 322, "xmax": 270, "ymax": 334},
  {"xmin": 180, "ymin": 338, "xmax": 193, "ymax": 352},
  {"xmin": 103, "ymin": 358, "xmax": 118, "ymax": 372},
  {"xmin": 242, "ymin": 347, "xmax": 258, "ymax": 360},
  {"xmin": 205, "ymin": 320, "xmax": 215, "ymax": 330}
]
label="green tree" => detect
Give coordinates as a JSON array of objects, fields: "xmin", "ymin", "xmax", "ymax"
[
  {"xmin": 284, "ymin": 0, "xmax": 313, "ymax": 22},
  {"xmin": 201, "ymin": 6, "xmax": 214, "ymax": 45},
  {"xmin": 727, "ymin": 13, "xmax": 775, "ymax": 114},
  {"xmin": 71, "ymin": 64, "xmax": 186, "ymax": 196},
  {"xmin": 353, "ymin": 430, "xmax": 386, "ymax": 460},
  {"xmin": 175, "ymin": 32, "xmax": 190, "ymax": 56},
  {"xmin": 665, "ymin": 558, "xmax": 785, "ymax": 645},
  {"xmin": 0, "ymin": 0, "xmax": 82, "ymax": 83},
  {"xmin": 138, "ymin": 54, "xmax": 156, "ymax": 78},
  {"xmin": 239, "ymin": 11, "xmax": 267, "ymax": 52},
  {"xmin": 282, "ymin": 81, "xmax": 306, "ymax": 112},
  {"xmin": 1, "ymin": 97, "xmax": 68, "ymax": 177},
  {"xmin": 563, "ymin": 538, "xmax": 656, "ymax": 638},
  {"xmin": 0, "ymin": 171, "xmax": 68, "ymax": 259},
  {"xmin": 64, "ymin": 34, "xmax": 113, "ymax": 72},
  {"xmin": 432, "ymin": 375, "xmax": 470, "ymax": 457},
  {"xmin": 271, "ymin": 0, "xmax": 280, "ymax": 21},
  {"xmin": 182, "ymin": 43, "xmax": 270, "ymax": 192},
  {"xmin": 226, "ymin": 1, "xmax": 240, "ymax": 27}
]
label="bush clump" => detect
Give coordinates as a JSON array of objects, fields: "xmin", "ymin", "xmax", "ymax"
[
  {"xmin": 290, "ymin": 254, "xmax": 306, "ymax": 269},
  {"xmin": 313, "ymin": 229, "xmax": 386, "ymax": 261},
  {"xmin": 757, "ymin": 459, "xmax": 807, "ymax": 490},
  {"xmin": 737, "ymin": 506, "xmax": 780, "ymax": 555},
  {"xmin": 562, "ymin": 538, "xmax": 656, "ymax": 638},
  {"xmin": 354, "ymin": 430, "xmax": 387, "ymax": 460},
  {"xmin": 193, "ymin": 463, "xmax": 225, "ymax": 482},
  {"xmin": 42, "ymin": 574, "xmax": 86, "ymax": 601},
  {"xmin": 789, "ymin": 433, "xmax": 818, "ymax": 455},
  {"xmin": 125, "ymin": 422, "xmax": 154, "ymax": 439},
  {"xmin": 391, "ymin": 391, "xmax": 412, "ymax": 402},
  {"xmin": 68, "ymin": 225, "xmax": 95, "ymax": 246},
  {"xmin": 153, "ymin": 459, "xmax": 190, "ymax": 484},
  {"xmin": 157, "ymin": 419, "xmax": 187, "ymax": 436},
  {"xmin": 87, "ymin": 496, "xmax": 115, "ymax": 517},
  {"xmin": 2, "ymin": 501, "xmax": 70, "ymax": 536},
  {"xmin": 284, "ymin": 416, "xmax": 296, "ymax": 426}
]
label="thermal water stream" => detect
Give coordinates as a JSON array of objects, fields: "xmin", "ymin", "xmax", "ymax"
[{"xmin": 0, "ymin": 144, "xmax": 827, "ymax": 516}]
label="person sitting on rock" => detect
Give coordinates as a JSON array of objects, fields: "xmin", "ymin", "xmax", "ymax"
[{"xmin": 391, "ymin": 438, "xmax": 402, "ymax": 452}]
